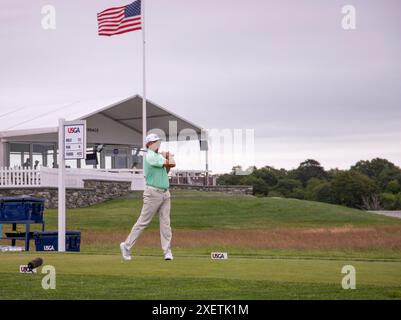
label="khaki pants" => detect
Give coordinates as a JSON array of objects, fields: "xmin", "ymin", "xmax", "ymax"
[{"xmin": 124, "ymin": 185, "xmax": 172, "ymax": 254}]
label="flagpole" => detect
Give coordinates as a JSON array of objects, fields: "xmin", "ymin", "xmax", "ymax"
[{"xmin": 142, "ymin": 0, "xmax": 147, "ymax": 148}]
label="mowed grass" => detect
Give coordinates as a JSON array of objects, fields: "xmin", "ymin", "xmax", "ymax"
[
  {"xmin": 1, "ymin": 253, "xmax": 401, "ymax": 299},
  {"xmin": 38, "ymin": 190, "xmax": 401, "ymax": 231},
  {"xmin": 1, "ymin": 190, "xmax": 401, "ymax": 299}
]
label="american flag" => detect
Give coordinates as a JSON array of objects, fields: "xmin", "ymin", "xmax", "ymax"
[{"xmin": 97, "ymin": 0, "xmax": 142, "ymax": 37}]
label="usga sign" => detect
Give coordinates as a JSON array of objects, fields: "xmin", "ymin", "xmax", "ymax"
[
  {"xmin": 67, "ymin": 127, "xmax": 81, "ymax": 134},
  {"xmin": 19, "ymin": 265, "xmax": 37, "ymax": 274},
  {"xmin": 211, "ymin": 252, "xmax": 228, "ymax": 260},
  {"xmin": 64, "ymin": 121, "xmax": 86, "ymax": 160}
]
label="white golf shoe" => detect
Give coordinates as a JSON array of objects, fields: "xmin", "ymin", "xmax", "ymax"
[
  {"xmin": 164, "ymin": 251, "xmax": 174, "ymax": 261},
  {"xmin": 120, "ymin": 242, "xmax": 132, "ymax": 261}
]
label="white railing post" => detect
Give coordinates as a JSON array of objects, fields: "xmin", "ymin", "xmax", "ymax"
[
  {"xmin": 0, "ymin": 166, "xmax": 146, "ymax": 189},
  {"xmin": 0, "ymin": 166, "xmax": 42, "ymax": 187}
]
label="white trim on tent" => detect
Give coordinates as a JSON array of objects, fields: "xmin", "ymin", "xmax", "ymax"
[{"xmin": 0, "ymin": 95, "xmax": 204, "ymax": 139}]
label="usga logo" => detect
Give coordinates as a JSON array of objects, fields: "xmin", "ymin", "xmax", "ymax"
[
  {"xmin": 211, "ymin": 252, "xmax": 228, "ymax": 260},
  {"xmin": 19, "ymin": 265, "xmax": 37, "ymax": 273},
  {"xmin": 67, "ymin": 127, "xmax": 81, "ymax": 134},
  {"xmin": 44, "ymin": 245, "xmax": 55, "ymax": 251}
]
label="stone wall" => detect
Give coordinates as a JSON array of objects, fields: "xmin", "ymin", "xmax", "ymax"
[
  {"xmin": 0, "ymin": 179, "xmax": 132, "ymax": 209},
  {"xmin": 170, "ymin": 184, "xmax": 253, "ymax": 195},
  {"xmin": 0, "ymin": 182, "xmax": 253, "ymax": 209}
]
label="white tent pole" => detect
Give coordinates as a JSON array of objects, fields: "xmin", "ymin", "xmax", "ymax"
[
  {"xmin": 0, "ymin": 138, "xmax": 5, "ymax": 168},
  {"xmin": 142, "ymin": 0, "xmax": 147, "ymax": 148}
]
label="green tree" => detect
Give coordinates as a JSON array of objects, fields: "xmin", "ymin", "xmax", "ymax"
[
  {"xmin": 273, "ymin": 179, "xmax": 303, "ymax": 198},
  {"xmin": 252, "ymin": 166, "xmax": 279, "ymax": 187},
  {"xmin": 387, "ymin": 180, "xmax": 401, "ymax": 194},
  {"xmin": 379, "ymin": 193, "xmax": 398, "ymax": 210},
  {"xmin": 313, "ymin": 182, "xmax": 335, "ymax": 204},
  {"xmin": 378, "ymin": 167, "xmax": 401, "ymax": 191},
  {"xmin": 305, "ymin": 178, "xmax": 326, "ymax": 200},
  {"xmin": 351, "ymin": 158, "xmax": 401, "ymax": 191},
  {"xmin": 239, "ymin": 175, "xmax": 269, "ymax": 196},
  {"xmin": 331, "ymin": 171, "xmax": 377, "ymax": 208},
  {"xmin": 293, "ymin": 159, "xmax": 327, "ymax": 186},
  {"xmin": 305, "ymin": 178, "xmax": 335, "ymax": 203},
  {"xmin": 326, "ymin": 168, "xmax": 342, "ymax": 181},
  {"xmin": 292, "ymin": 188, "xmax": 306, "ymax": 200},
  {"xmin": 217, "ymin": 165, "xmax": 246, "ymax": 185},
  {"xmin": 217, "ymin": 173, "xmax": 242, "ymax": 185}
]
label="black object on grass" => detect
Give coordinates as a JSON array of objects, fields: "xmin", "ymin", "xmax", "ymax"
[{"xmin": 27, "ymin": 257, "xmax": 43, "ymax": 271}]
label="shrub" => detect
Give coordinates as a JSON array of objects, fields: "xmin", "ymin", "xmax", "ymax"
[
  {"xmin": 313, "ymin": 182, "xmax": 335, "ymax": 204},
  {"xmin": 331, "ymin": 171, "xmax": 377, "ymax": 208},
  {"xmin": 273, "ymin": 179, "xmax": 303, "ymax": 198},
  {"xmin": 291, "ymin": 187, "xmax": 306, "ymax": 200},
  {"xmin": 380, "ymin": 193, "xmax": 398, "ymax": 210},
  {"xmin": 239, "ymin": 176, "xmax": 269, "ymax": 196},
  {"xmin": 387, "ymin": 180, "xmax": 401, "ymax": 194},
  {"xmin": 268, "ymin": 190, "xmax": 284, "ymax": 198}
]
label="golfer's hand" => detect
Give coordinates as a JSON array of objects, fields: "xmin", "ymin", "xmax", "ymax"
[{"xmin": 161, "ymin": 151, "xmax": 174, "ymax": 158}]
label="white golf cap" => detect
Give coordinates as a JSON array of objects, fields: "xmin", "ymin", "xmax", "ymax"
[{"xmin": 145, "ymin": 133, "xmax": 162, "ymax": 144}]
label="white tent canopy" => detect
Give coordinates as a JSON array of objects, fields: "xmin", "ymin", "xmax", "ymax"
[
  {"xmin": 0, "ymin": 95, "xmax": 204, "ymax": 142},
  {"xmin": 0, "ymin": 95, "xmax": 206, "ymax": 168}
]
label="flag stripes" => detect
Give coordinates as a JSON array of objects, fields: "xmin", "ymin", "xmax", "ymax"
[{"xmin": 97, "ymin": 1, "xmax": 142, "ymax": 37}]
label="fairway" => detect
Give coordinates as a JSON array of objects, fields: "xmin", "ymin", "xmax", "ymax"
[
  {"xmin": 1, "ymin": 253, "xmax": 401, "ymax": 299},
  {"xmin": 1, "ymin": 190, "xmax": 401, "ymax": 300}
]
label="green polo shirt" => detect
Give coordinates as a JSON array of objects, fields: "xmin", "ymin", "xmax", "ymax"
[{"xmin": 144, "ymin": 149, "xmax": 169, "ymax": 189}]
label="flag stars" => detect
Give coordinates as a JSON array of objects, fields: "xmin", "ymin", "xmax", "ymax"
[{"xmin": 125, "ymin": 0, "xmax": 141, "ymax": 18}]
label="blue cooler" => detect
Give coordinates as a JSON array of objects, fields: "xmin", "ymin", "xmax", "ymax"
[
  {"xmin": 0, "ymin": 197, "xmax": 45, "ymax": 222},
  {"xmin": 34, "ymin": 231, "xmax": 81, "ymax": 252}
]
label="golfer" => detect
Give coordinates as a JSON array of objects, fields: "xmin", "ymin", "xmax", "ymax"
[{"xmin": 120, "ymin": 133, "xmax": 174, "ymax": 261}]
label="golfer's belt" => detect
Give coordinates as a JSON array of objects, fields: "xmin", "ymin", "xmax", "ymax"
[{"xmin": 146, "ymin": 185, "xmax": 168, "ymax": 193}]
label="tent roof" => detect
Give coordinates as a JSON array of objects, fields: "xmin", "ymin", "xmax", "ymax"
[{"xmin": 0, "ymin": 95, "xmax": 204, "ymax": 140}]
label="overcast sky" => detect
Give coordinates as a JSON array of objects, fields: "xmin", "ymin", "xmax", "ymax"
[{"xmin": 1, "ymin": 0, "xmax": 400, "ymax": 173}]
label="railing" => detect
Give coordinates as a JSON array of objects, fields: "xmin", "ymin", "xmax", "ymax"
[
  {"xmin": 0, "ymin": 167, "xmax": 217, "ymax": 189},
  {"xmin": 40, "ymin": 167, "xmax": 145, "ymax": 190},
  {"xmin": 0, "ymin": 167, "xmax": 145, "ymax": 190},
  {"xmin": 169, "ymin": 170, "xmax": 217, "ymax": 186},
  {"xmin": 169, "ymin": 175, "xmax": 216, "ymax": 186},
  {"xmin": 0, "ymin": 167, "xmax": 41, "ymax": 187}
]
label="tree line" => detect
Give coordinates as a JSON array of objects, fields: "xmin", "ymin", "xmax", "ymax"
[{"xmin": 217, "ymin": 158, "xmax": 401, "ymax": 210}]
